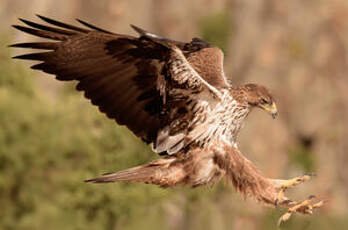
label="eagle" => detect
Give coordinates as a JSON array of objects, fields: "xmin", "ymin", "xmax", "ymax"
[{"xmin": 11, "ymin": 15, "xmax": 324, "ymax": 225}]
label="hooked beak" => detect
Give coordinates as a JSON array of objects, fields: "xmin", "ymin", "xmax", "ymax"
[{"xmin": 260, "ymin": 102, "xmax": 278, "ymax": 119}]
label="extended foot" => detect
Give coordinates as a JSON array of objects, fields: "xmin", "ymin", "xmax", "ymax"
[
  {"xmin": 275, "ymin": 173, "xmax": 314, "ymax": 206},
  {"xmin": 277, "ymin": 195, "xmax": 326, "ymax": 226}
]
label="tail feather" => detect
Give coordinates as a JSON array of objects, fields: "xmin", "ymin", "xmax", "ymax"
[{"xmin": 85, "ymin": 166, "xmax": 156, "ymax": 183}]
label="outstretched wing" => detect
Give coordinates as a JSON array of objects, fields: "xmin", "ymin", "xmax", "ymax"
[{"xmin": 11, "ymin": 15, "xmax": 230, "ymax": 154}]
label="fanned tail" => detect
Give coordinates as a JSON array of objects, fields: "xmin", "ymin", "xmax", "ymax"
[{"xmin": 84, "ymin": 157, "xmax": 183, "ymax": 187}]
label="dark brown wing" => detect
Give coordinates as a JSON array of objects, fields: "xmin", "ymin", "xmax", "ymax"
[
  {"xmin": 11, "ymin": 16, "xmax": 168, "ymax": 142},
  {"xmin": 11, "ymin": 15, "xmax": 227, "ymax": 151}
]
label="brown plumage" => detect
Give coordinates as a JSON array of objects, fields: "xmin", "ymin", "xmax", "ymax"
[{"xmin": 11, "ymin": 15, "xmax": 324, "ymax": 225}]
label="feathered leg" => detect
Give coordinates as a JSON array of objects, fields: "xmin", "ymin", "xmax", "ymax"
[{"xmin": 213, "ymin": 143, "xmax": 325, "ymax": 226}]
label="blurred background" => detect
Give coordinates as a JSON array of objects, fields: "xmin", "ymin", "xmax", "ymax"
[{"xmin": 1, "ymin": 0, "xmax": 347, "ymax": 229}]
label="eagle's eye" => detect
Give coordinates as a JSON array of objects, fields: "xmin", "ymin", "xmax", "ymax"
[{"xmin": 260, "ymin": 98, "xmax": 270, "ymax": 105}]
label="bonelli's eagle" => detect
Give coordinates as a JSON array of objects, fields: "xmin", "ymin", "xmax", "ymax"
[{"xmin": 11, "ymin": 15, "xmax": 324, "ymax": 225}]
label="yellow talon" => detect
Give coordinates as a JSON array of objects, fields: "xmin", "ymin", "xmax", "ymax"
[
  {"xmin": 275, "ymin": 174, "xmax": 313, "ymax": 206},
  {"xmin": 274, "ymin": 173, "xmax": 325, "ymax": 226},
  {"xmin": 277, "ymin": 195, "xmax": 326, "ymax": 227},
  {"xmin": 281, "ymin": 174, "xmax": 311, "ymax": 188},
  {"xmin": 312, "ymin": 200, "xmax": 326, "ymax": 209}
]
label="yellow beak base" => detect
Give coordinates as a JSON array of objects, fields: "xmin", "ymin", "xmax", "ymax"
[{"xmin": 261, "ymin": 102, "xmax": 278, "ymax": 119}]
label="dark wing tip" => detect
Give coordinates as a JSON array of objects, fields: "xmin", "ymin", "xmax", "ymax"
[
  {"xmin": 8, "ymin": 43, "xmax": 29, "ymax": 49},
  {"xmin": 35, "ymin": 14, "xmax": 55, "ymax": 24},
  {"xmin": 12, "ymin": 54, "xmax": 32, "ymax": 60},
  {"xmin": 18, "ymin": 18, "xmax": 33, "ymax": 25},
  {"xmin": 35, "ymin": 14, "xmax": 47, "ymax": 20},
  {"xmin": 12, "ymin": 52, "xmax": 50, "ymax": 61},
  {"xmin": 8, "ymin": 42, "xmax": 58, "ymax": 50},
  {"xmin": 12, "ymin": 24, "xmax": 24, "ymax": 30},
  {"xmin": 76, "ymin": 18, "xmax": 113, "ymax": 34},
  {"xmin": 12, "ymin": 24, "xmax": 37, "ymax": 35},
  {"xmin": 18, "ymin": 18, "xmax": 40, "ymax": 29},
  {"xmin": 35, "ymin": 14, "xmax": 89, "ymax": 33},
  {"xmin": 12, "ymin": 54, "xmax": 24, "ymax": 59}
]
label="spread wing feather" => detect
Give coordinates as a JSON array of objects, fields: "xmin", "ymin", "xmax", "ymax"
[{"xmin": 11, "ymin": 15, "xmax": 230, "ymax": 154}]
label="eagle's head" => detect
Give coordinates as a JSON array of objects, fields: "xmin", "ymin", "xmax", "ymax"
[{"xmin": 235, "ymin": 83, "xmax": 278, "ymax": 119}]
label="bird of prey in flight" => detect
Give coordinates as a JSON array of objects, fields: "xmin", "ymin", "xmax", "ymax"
[{"xmin": 11, "ymin": 15, "xmax": 324, "ymax": 225}]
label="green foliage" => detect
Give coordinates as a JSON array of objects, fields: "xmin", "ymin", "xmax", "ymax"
[
  {"xmin": 198, "ymin": 12, "xmax": 232, "ymax": 53},
  {"xmin": 289, "ymin": 144, "xmax": 315, "ymax": 172},
  {"xmin": 0, "ymin": 40, "xmax": 171, "ymax": 230}
]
